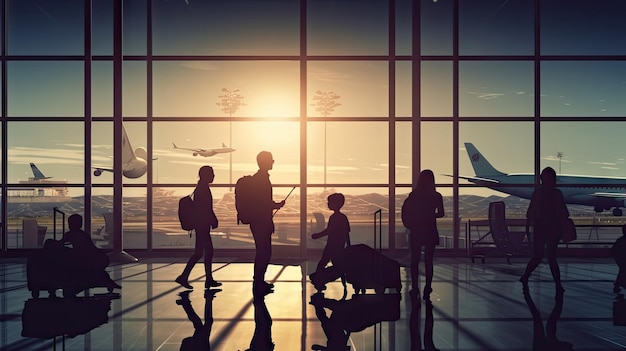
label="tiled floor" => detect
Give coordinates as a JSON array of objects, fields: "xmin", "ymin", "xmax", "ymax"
[{"xmin": 1, "ymin": 255, "xmax": 625, "ymax": 350}]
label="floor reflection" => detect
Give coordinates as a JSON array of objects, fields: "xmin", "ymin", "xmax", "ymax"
[
  {"xmin": 409, "ymin": 291, "xmax": 439, "ymax": 351},
  {"xmin": 21, "ymin": 294, "xmax": 118, "ymax": 339},
  {"xmin": 177, "ymin": 289, "xmax": 220, "ymax": 351},
  {"xmin": 523, "ymin": 288, "xmax": 573, "ymax": 351},
  {"xmin": 310, "ymin": 292, "xmax": 400, "ymax": 350}
]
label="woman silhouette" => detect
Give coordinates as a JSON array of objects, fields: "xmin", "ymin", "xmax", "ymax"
[
  {"xmin": 520, "ymin": 167, "xmax": 569, "ymax": 292},
  {"xmin": 409, "ymin": 169, "xmax": 444, "ymax": 300}
]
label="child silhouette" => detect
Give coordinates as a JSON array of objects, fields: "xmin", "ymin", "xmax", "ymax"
[{"xmin": 311, "ymin": 193, "xmax": 351, "ymax": 275}]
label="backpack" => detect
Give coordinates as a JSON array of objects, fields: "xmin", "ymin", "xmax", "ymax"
[
  {"xmin": 235, "ymin": 175, "xmax": 257, "ymax": 225},
  {"xmin": 401, "ymin": 192, "xmax": 418, "ymax": 230},
  {"xmin": 178, "ymin": 193, "xmax": 195, "ymax": 231}
]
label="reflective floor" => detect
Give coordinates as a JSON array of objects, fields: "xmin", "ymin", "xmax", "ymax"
[{"xmin": 1, "ymin": 255, "xmax": 625, "ymax": 350}]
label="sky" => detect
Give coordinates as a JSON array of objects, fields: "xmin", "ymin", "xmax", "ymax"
[{"xmin": 4, "ymin": 0, "xmax": 626, "ymax": 199}]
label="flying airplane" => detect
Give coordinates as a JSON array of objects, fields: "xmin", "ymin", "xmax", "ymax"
[
  {"xmin": 29, "ymin": 163, "xmax": 52, "ymax": 180},
  {"xmin": 93, "ymin": 125, "xmax": 148, "ymax": 179},
  {"xmin": 461, "ymin": 142, "xmax": 626, "ymax": 216},
  {"xmin": 172, "ymin": 142, "xmax": 236, "ymax": 157}
]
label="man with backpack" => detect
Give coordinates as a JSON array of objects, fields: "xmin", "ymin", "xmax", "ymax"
[{"xmin": 246, "ymin": 151, "xmax": 284, "ymax": 294}]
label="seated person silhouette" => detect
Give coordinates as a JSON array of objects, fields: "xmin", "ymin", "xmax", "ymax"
[
  {"xmin": 310, "ymin": 193, "xmax": 351, "ymax": 292},
  {"xmin": 56, "ymin": 214, "xmax": 121, "ymax": 296},
  {"xmin": 612, "ymin": 224, "xmax": 626, "ymax": 294}
]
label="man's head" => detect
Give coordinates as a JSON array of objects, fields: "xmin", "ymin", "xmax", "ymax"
[
  {"xmin": 257, "ymin": 151, "xmax": 274, "ymax": 171},
  {"xmin": 198, "ymin": 165, "xmax": 215, "ymax": 183},
  {"xmin": 68, "ymin": 214, "xmax": 83, "ymax": 230}
]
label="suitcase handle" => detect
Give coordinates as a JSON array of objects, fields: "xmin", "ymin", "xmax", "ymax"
[{"xmin": 374, "ymin": 209, "xmax": 382, "ymax": 252}]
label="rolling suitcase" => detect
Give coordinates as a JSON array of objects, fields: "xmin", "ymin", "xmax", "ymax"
[{"xmin": 342, "ymin": 244, "xmax": 401, "ymax": 294}]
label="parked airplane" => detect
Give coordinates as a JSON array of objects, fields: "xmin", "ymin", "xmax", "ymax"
[
  {"xmin": 93, "ymin": 125, "xmax": 148, "ymax": 179},
  {"xmin": 462, "ymin": 142, "xmax": 626, "ymax": 216},
  {"xmin": 172, "ymin": 142, "xmax": 235, "ymax": 157},
  {"xmin": 29, "ymin": 163, "xmax": 52, "ymax": 180}
]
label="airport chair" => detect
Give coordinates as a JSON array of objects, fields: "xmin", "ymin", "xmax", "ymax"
[
  {"xmin": 22, "ymin": 219, "xmax": 47, "ymax": 248},
  {"xmin": 92, "ymin": 212, "xmax": 113, "ymax": 248},
  {"xmin": 471, "ymin": 201, "xmax": 527, "ymax": 264}
]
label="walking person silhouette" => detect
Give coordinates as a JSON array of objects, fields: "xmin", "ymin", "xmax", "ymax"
[
  {"xmin": 406, "ymin": 169, "xmax": 444, "ymax": 300},
  {"xmin": 176, "ymin": 165, "xmax": 221, "ymax": 290},
  {"xmin": 249, "ymin": 151, "xmax": 285, "ymax": 295},
  {"xmin": 520, "ymin": 167, "xmax": 568, "ymax": 292}
]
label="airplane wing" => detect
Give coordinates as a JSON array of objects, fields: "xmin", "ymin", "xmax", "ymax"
[
  {"xmin": 172, "ymin": 142, "xmax": 205, "ymax": 153},
  {"xmin": 445, "ymin": 174, "xmax": 501, "ymax": 184},
  {"xmin": 591, "ymin": 192, "xmax": 626, "ymax": 198},
  {"xmin": 92, "ymin": 166, "xmax": 113, "ymax": 176}
]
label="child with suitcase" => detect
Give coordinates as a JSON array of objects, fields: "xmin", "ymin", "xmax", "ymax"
[{"xmin": 310, "ymin": 193, "xmax": 351, "ymax": 291}]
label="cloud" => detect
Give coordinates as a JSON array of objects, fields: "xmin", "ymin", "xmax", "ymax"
[{"xmin": 466, "ymin": 91, "xmax": 505, "ymax": 100}]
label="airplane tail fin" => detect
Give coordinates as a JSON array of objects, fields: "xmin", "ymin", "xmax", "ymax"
[
  {"xmin": 122, "ymin": 125, "xmax": 136, "ymax": 163},
  {"xmin": 464, "ymin": 143, "xmax": 506, "ymax": 177},
  {"xmin": 172, "ymin": 142, "xmax": 178, "ymax": 149},
  {"xmin": 222, "ymin": 142, "xmax": 227, "ymax": 148},
  {"xmin": 29, "ymin": 163, "xmax": 49, "ymax": 180}
]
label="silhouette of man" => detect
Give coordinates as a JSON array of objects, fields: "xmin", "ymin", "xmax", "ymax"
[
  {"xmin": 612, "ymin": 224, "xmax": 626, "ymax": 293},
  {"xmin": 59, "ymin": 213, "xmax": 121, "ymax": 294},
  {"xmin": 249, "ymin": 151, "xmax": 284, "ymax": 294},
  {"xmin": 176, "ymin": 166, "xmax": 221, "ymax": 290}
]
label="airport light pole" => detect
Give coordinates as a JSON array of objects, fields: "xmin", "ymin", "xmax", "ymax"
[
  {"xmin": 311, "ymin": 90, "xmax": 341, "ymax": 187},
  {"xmin": 557, "ymin": 152, "xmax": 564, "ymax": 174},
  {"xmin": 217, "ymin": 88, "xmax": 245, "ymax": 190}
]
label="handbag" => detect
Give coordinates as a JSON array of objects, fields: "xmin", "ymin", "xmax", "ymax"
[{"xmin": 560, "ymin": 218, "xmax": 577, "ymax": 243}]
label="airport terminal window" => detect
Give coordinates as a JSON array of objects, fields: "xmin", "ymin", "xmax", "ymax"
[
  {"xmin": 152, "ymin": 61, "xmax": 300, "ymax": 118},
  {"xmin": 92, "ymin": 61, "xmax": 114, "ymax": 117},
  {"xmin": 307, "ymin": 61, "xmax": 389, "ymax": 118},
  {"xmin": 2, "ymin": 0, "xmax": 626, "ymax": 255},
  {"xmin": 540, "ymin": 122, "xmax": 626, "ymax": 179},
  {"xmin": 458, "ymin": 0, "xmax": 534, "ymax": 56},
  {"xmin": 7, "ymin": 0, "xmax": 84, "ymax": 56},
  {"xmin": 459, "ymin": 61, "xmax": 534, "ymax": 118},
  {"xmin": 152, "ymin": 0, "xmax": 300, "ymax": 56},
  {"xmin": 540, "ymin": 0, "xmax": 626, "ymax": 55},
  {"xmin": 307, "ymin": 0, "xmax": 389, "ymax": 56},
  {"xmin": 419, "ymin": 0, "xmax": 453, "ymax": 56},
  {"xmin": 395, "ymin": 62, "xmax": 412, "ymax": 118},
  {"xmin": 541, "ymin": 61, "xmax": 626, "ymax": 117},
  {"xmin": 459, "ymin": 121, "xmax": 534, "ymax": 181},
  {"xmin": 8, "ymin": 61, "xmax": 84, "ymax": 117},
  {"xmin": 123, "ymin": 61, "xmax": 148, "ymax": 117},
  {"xmin": 307, "ymin": 121, "xmax": 388, "ymax": 185},
  {"xmin": 421, "ymin": 61, "xmax": 453, "ymax": 117},
  {"xmin": 420, "ymin": 122, "xmax": 452, "ymax": 179},
  {"xmin": 395, "ymin": 122, "xmax": 411, "ymax": 185}
]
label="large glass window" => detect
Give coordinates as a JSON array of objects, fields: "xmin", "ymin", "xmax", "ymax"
[{"xmin": 1, "ymin": 0, "xmax": 623, "ymax": 256}]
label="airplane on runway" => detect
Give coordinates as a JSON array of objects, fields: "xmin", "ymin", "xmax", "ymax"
[
  {"xmin": 172, "ymin": 142, "xmax": 235, "ymax": 157},
  {"xmin": 93, "ymin": 125, "xmax": 148, "ymax": 179},
  {"xmin": 461, "ymin": 142, "xmax": 626, "ymax": 216}
]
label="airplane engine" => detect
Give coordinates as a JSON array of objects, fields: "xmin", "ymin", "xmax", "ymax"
[
  {"xmin": 193, "ymin": 153, "xmax": 198, "ymax": 156},
  {"xmin": 135, "ymin": 147, "xmax": 148, "ymax": 161},
  {"xmin": 94, "ymin": 169, "xmax": 102, "ymax": 176}
]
